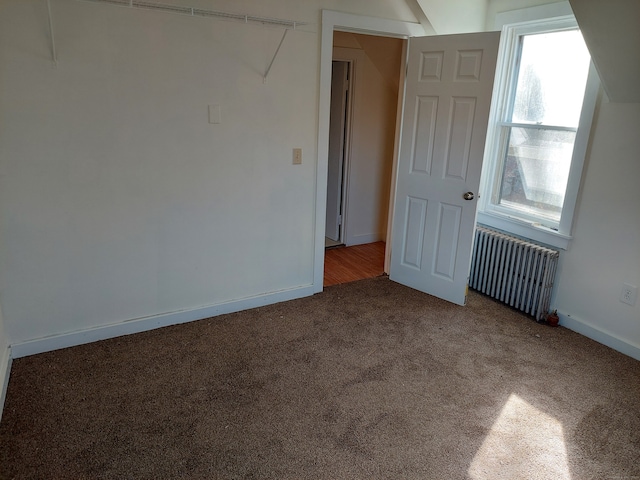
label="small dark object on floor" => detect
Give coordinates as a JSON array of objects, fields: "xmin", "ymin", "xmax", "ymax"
[{"xmin": 547, "ymin": 309, "xmax": 560, "ymax": 327}]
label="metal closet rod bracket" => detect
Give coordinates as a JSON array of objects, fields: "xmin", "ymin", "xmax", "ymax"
[{"xmin": 263, "ymin": 29, "xmax": 289, "ymax": 83}]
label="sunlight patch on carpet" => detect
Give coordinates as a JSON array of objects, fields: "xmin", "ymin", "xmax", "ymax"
[{"xmin": 468, "ymin": 394, "xmax": 571, "ymax": 480}]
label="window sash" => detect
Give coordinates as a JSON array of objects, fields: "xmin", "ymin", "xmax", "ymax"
[{"xmin": 499, "ymin": 122, "xmax": 577, "ymax": 133}]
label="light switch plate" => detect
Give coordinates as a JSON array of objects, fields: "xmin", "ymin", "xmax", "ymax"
[
  {"xmin": 293, "ymin": 148, "xmax": 302, "ymax": 165},
  {"xmin": 208, "ymin": 105, "xmax": 221, "ymax": 124}
]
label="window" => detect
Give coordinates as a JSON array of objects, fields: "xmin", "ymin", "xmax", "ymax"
[{"xmin": 478, "ymin": 6, "xmax": 599, "ymax": 250}]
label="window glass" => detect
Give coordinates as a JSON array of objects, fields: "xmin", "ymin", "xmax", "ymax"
[
  {"xmin": 511, "ymin": 30, "xmax": 590, "ymax": 127},
  {"xmin": 498, "ymin": 127, "xmax": 576, "ymax": 221}
]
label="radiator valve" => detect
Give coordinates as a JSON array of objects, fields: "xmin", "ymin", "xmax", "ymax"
[{"xmin": 546, "ymin": 310, "xmax": 559, "ymax": 327}]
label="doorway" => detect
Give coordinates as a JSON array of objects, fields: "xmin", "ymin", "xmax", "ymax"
[
  {"xmin": 316, "ymin": 12, "xmax": 498, "ymax": 306},
  {"xmin": 323, "ymin": 32, "xmax": 404, "ymax": 285},
  {"xmin": 313, "ymin": 11, "xmax": 424, "ymax": 292}
]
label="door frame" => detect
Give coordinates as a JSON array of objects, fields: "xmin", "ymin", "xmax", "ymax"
[{"xmin": 314, "ymin": 10, "xmax": 425, "ymax": 293}]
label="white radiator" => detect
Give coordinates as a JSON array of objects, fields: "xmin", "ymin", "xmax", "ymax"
[{"xmin": 469, "ymin": 226, "xmax": 559, "ymax": 321}]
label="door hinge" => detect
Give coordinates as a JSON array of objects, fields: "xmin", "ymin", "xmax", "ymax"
[{"xmin": 337, "ymin": 215, "xmax": 342, "ymax": 226}]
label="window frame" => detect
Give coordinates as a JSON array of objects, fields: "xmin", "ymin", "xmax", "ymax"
[{"xmin": 477, "ymin": 4, "xmax": 600, "ymax": 250}]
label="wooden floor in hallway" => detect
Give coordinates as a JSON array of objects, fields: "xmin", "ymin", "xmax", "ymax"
[{"xmin": 324, "ymin": 241, "xmax": 385, "ymax": 287}]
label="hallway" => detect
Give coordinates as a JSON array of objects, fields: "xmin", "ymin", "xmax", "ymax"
[{"xmin": 323, "ymin": 241, "xmax": 385, "ymax": 287}]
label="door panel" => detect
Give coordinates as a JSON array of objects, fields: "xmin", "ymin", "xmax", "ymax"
[
  {"xmin": 411, "ymin": 96, "xmax": 438, "ymax": 174},
  {"xmin": 390, "ymin": 32, "xmax": 500, "ymax": 305},
  {"xmin": 433, "ymin": 202, "xmax": 461, "ymax": 280},
  {"xmin": 445, "ymin": 97, "xmax": 475, "ymax": 180},
  {"xmin": 402, "ymin": 196, "xmax": 428, "ymax": 269}
]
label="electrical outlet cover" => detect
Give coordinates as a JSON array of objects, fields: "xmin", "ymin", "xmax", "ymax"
[{"xmin": 620, "ymin": 283, "xmax": 638, "ymax": 306}]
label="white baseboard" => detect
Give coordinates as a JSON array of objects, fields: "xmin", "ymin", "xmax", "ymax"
[
  {"xmin": 10, "ymin": 284, "xmax": 315, "ymax": 359},
  {"xmin": 346, "ymin": 233, "xmax": 384, "ymax": 246},
  {"xmin": 0, "ymin": 346, "xmax": 12, "ymax": 423},
  {"xmin": 559, "ymin": 312, "xmax": 640, "ymax": 361}
]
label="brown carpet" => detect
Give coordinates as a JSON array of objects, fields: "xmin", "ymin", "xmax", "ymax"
[{"xmin": 1, "ymin": 276, "xmax": 639, "ymax": 479}]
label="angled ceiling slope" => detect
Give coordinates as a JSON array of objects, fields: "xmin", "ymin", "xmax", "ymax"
[
  {"xmin": 413, "ymin": 0, "xmax": 488, "ymax": 34},
  {"xmin": 569, "ymin": 0, "xmax": 640, "ymax": 103}
]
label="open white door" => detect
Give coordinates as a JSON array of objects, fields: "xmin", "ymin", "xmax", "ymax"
[{"xmin": 389, "ymin": 32, "xmax": 500, "ymax": 305}]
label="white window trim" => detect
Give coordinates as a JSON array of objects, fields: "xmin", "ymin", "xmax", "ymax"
[{"xmin": 477, "ymin": 2, "xmax": 600, "ymax": 250}]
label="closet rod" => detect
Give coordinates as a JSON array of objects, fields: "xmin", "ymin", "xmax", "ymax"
[{"xmin": 79, "ymin": 0, "xmax": 306, "ymax": 29}]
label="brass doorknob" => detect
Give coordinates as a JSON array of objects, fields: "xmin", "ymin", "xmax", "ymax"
[{"xmin": 463, "ymin": 192, "xmax": 475, "ymax": 201}]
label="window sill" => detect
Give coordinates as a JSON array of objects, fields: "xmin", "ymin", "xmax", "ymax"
[{"xmin": 476, "ymin": 211, "xmax": 571, "ymax": 250}]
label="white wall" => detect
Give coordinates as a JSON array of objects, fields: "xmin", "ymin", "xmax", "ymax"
[
  {"xmin": 334, "ymin": 33, "xmax": 403, "ymax": 246},
  {"xmin": 2, "ymin": 0, "xmax": 637, "ymax": 365},
  {"xmin": 554, "ymin": 101, "xmax": 640, "ymax": 358},
  {"xmin": 0, "ymin": 0, "xmax": 418, "ymax": 348}
]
